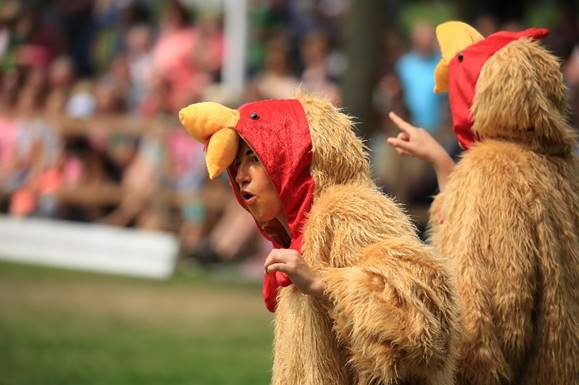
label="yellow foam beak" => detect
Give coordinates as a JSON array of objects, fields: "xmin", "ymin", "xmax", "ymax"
[
  {"xmin": 178, "ymin": 102, "xmax": 240, "ymax": 179},
  {"xmin": 434, "ymin": 21, "xmax": 484, "ymax": 93},
  {"xmin": 205, "ymin": 128, "xmax": 239, "ymax": 179}
]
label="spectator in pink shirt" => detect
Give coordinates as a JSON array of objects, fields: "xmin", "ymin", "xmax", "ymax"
[{"xmin": 152, "ymin": 1, "xmax": 209, "ymax": 112}]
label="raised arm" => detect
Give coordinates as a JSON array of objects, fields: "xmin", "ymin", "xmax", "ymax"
[{"xmin": 387, "ymin": 112, "xmax": 455, "ymax": 192}]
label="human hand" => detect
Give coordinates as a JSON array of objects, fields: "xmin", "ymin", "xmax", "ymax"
[
  {"xmin": 386, "ymin": 112, "xmax": 449, "ymax": 164},
  {"xmin": 387, "ymin": 112, "xmax": 455, "ymax": 191},
  {"xmin": 264, "ymin": 249, "xmax": 325, "ymax": 298}
]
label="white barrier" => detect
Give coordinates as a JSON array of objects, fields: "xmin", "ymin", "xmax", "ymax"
[{"xmin": 0, "ymin": 216, "xmax": 178, "ymax": 279}]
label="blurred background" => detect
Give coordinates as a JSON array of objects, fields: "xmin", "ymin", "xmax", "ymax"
[{"xmin": 0, "ymin": 1, "xmax": 577, "ymax": 384}]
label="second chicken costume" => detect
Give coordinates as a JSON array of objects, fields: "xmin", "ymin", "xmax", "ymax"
[
  {"xmin": 179, "ymin": 93, "xmax": 457, "ymax": 385},
  {"xmin": 430, "ymin": 22, "xmax": 578, "ymax": 385}
]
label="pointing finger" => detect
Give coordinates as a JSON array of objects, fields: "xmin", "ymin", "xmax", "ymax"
[{"xmin": 388, "ymin": 112, "xmax": 417, "ymax": 134}]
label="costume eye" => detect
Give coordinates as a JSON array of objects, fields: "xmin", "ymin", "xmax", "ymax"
[{"xmin": 458, "ymin": 52, "xmax": 464, "ymax": 62}]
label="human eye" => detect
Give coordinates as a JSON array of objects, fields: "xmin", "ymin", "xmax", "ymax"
[{"xmin": 245, "ymin": 149, "xmax": 259, "ymax": 163}]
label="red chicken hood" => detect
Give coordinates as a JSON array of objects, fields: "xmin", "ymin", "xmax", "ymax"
[
  {"xmin": 227, "ymin": 99, "xmax": 315, "ymax": 312},
  {"xmin": 434, "ymin": 22, "xmax": 549, "ymax": 149}
]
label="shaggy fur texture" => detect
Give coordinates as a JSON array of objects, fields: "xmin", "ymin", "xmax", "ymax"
[
  {"xmin": 429, "ymin": 39, "xmax": 578, "ymax": 385},
  {"xmin": 271, "ymin": 93, "xmax": 458, "ymax": 385}
]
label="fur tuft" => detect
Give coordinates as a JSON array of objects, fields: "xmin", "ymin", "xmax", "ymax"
[{"xmin": 295, "ymin": 91, "xmax": 373, "ymax": 194}]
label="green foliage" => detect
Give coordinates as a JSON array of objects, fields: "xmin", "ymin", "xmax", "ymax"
[
  {"xmin": 399, "ymin": 2, "xmax": 457, "ymax": 34},
  {"xmin": 525, "ymin": 5, "xmax": 560, "ymax": 29}
]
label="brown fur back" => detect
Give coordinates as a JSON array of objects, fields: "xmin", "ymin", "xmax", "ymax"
[{"xmin": 430, "ymin": 139, "xmax": 578, "ymax": 385}]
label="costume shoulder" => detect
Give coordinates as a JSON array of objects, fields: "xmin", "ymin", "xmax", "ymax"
[
  {"xmin": 443, "ymin": 140, "xmax": 533, "ymax": 215},
  {"xmin": 458, "ymin": 139, "xmax": 530, "ymax": 177},
  {"xmin": 304, "ymin": 183, "xmax": 417, "ymax": 267},
  {"xmin": 443, "ymin": 138, "xmax": 575, "ymax": 217},
  {"xmin": 430, "ymin": 139, "xmax": 535, "ymax": 233},
  {"xmin": 313, "ymin": 183, "xmax": 409, "ymax": 221}
]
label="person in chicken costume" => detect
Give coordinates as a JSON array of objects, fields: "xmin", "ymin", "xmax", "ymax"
[
  {"xmin": 388, "ymin": 22, "xmax": 578, "ymax": 385},
  {"xmin": 179, "ymin": 92, "xmax": 458, "ymax": 385}
]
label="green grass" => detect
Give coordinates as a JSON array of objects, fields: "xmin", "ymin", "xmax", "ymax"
[{"xmin": 0, "ymin": 261, "xmax": 274, "ymax": 385}]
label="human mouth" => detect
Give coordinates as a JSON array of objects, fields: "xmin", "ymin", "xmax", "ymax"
[{"xmin": 241, "ymin": 190, "xmax": 257, "ymax": 205}]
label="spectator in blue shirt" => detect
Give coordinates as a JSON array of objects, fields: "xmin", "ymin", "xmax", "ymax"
[{"xmin": 395, "ymin": 21, "xmax": 445, "ymax": 133}]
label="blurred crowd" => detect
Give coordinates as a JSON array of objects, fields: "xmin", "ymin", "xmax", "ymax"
[{"xmin": 0, "ymin": 0, "xmax": 577, "ymax": 272}]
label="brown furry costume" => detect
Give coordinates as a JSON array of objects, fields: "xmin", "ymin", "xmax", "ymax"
[
  {"xmin": 430, "ymin": 23, "xmax": 579, "ymax": 385},
  {"xmin": 274, "ymin": 94, "xmax": 458, "ymax": 385},
  {"xmin": 179, "ymin": 93, "xmax": 458, "ymax": 385}
]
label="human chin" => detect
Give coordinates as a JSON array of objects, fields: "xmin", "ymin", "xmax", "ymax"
[{"xmin": 247, "ymin": 200, "xmax": 277, "ymax": 223}]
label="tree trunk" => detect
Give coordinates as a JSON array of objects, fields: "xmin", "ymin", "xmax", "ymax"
[{"xmin": 341, "ymin": 0, "xmax": 388, "ymax": 139}]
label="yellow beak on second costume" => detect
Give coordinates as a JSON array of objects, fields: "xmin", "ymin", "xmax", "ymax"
[
  {"xmin": 434, "ymin": 21, "xmax": 484, "ymax": 93},
  {"xmin": 178, "ymin": 102, "xmax": 240, "ymax": 179}
]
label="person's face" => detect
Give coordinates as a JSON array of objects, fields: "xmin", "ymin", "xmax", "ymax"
[
  {"xmin": 301, "ymin": 32, "xmax": 327, "ymax": 65},
  {"xmin": 234, "ymin": 141, "xmax": 283, "ymax": 224},
  {"xmin": 49, "ymin": 57, "xmax": 73, "ymax": 87},
  {"xmin": 411, "ymin": 21, "xmax": 435, "ymax": 57}
]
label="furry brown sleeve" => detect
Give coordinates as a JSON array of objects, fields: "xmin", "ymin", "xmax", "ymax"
[{"xmin": 307, "ymin": 186, "xmax": 457, "ymax": 384}]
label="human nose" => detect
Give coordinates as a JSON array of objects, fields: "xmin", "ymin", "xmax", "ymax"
[{"xmin": 235, "ymin": 162, "xmax": 250, "ymax": 187}]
